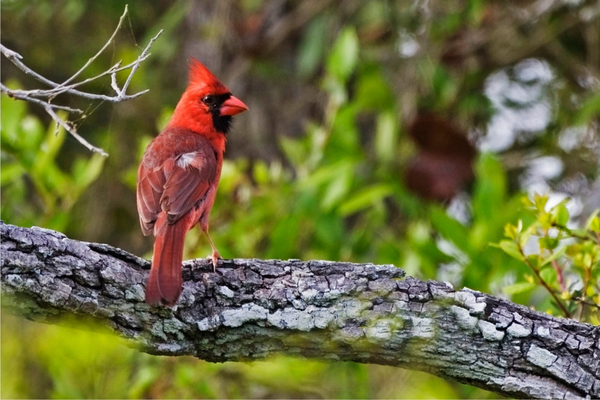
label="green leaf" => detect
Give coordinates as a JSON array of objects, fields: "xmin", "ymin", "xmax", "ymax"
[
  {"xmin": 432, "ymin": 65, "xmax": 457, "ymax": 107},
  {"xmin": 473, "ymin": 153, "xmax": 507, "ymax": 223},
  {"xmin": 527, "ymin": 254, "xmax": 541, "ymax": 269},
  {"xmin": 504, "ymin": 223, "xmax": 518, "ymax": 240},
  {"xmin": 128, "ymin": 366, "xmax": 159, "ymax": 399},
  {"xmin": 374, "ymin": 111, "xmax": 398, "ymax": 163},
  {"xmin": 0, "ymin": 163, "xmax": 25, "ymax": 185},
  {"xmin": 253, "ymin": 161, "xmax": 270, "ymax": 185},
  {"xmin": 355, "ymin": 67, "xmax": 394, "ymax": 110},
  {"xmin": 321, "ymin": 167, "xmax": 352, "ymax": 211},
  {"xmin": 156, "ymin": 107, "xmax": 174, "ymax": 132},
  {"xmin": 533, "ymin": 193, "xmax": 549, "ymax": 213},
  {"xmin": 591, "ymin": 217, "xmax": 600, "ymax": 234},
  {"xmin": 539, "ymin": 237, "xmax": 559, "ymax": 250},
  {"xmin": 19, "ymin": 115, "xmax": 44, "ymax": 150},
  {"xmin": 467, "ymin": 0, "xmax": 486, "ymax": 24},
  {"xmin": 32, "ymin": 113, "xmax": 67, "ymax": 176},
  {"xmin": 301, "ymin": 161, "xmax": 353, "ymax": 188},
  {"xmin": 339, "ymin": 184, "xmax": 393, "ymax": 216},
  {"xmin": 0, "ymin": 79, "xmax": 26, "ymax": 147},
  {"xmin": 552, "ymin": 203, "xmax": 570, "ymax": 226},
  {"xmin": 298, "ymin": 14, "xmax": 329, "ymax": 78},
  {"xmin": 326, "ymin": 27, "xmax": 359, "ymax": 82},
  {"xmin": 503, "ymin": 281, "xmax": 536, "ymax": 295},
  {"xmin": 429, "ymin": 205, "xmax": 471, "ymax": 253},
  {"xmin": 540, "ymin": 246, "xmax": 566, "ymax": 267},
  {"xmin": 573, "ymin": 90, "xmax": 600, "ymax": 126},
  {"xmin": 518, "ymin": 224, "xmax": 535, "ymax": 248},
  {"xmin": 539, "ymin": 267, "xmax": 558, "ymax": 284},
  {"xmin": 72, "ymin": 153, "xmax": 105, "ymax": 190},
  {"xmin": 280, "ymin": 135, "xmax": 309, "ymax": 170},
  {"xmin": 327, "ymin": 106, "xmax": 360, "ymax": 157},
  {"xmin": 496, "ymin": 240, "xmax": 525, "ymax": 261},
  {"xmin": 321, "ymin": 75, "xmax": 347, "ymax": 105},
  {"xmin": 584, "ymin": 208, "xmax": 600, "ymax": 232}
]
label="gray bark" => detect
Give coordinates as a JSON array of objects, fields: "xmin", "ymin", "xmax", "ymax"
[{"xmin": 1, "ymin": 222, "xmax": 599, "ymax": 399}]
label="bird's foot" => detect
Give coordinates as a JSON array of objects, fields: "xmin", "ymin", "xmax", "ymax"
[{"xmin": 209, "ymin": 250, "xmax": 221, "ymax": 272}]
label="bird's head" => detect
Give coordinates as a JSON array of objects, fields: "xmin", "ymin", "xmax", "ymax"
[{"xmin": 170, "ymin": 58, "xmax": 248, "ymax": 136}]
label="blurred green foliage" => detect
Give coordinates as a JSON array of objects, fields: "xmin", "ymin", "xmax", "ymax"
[
  {"xmin": 1, "ymin": 80, "xmax": 105, "ymax": 232},
  {"xmin": 3, "ymin": 314, "xmax": 493, "ymax": 399},
  {"xmin": 494, "ymin": 194, "xmax": 600, "ymax": 324},
  {"xmin": 2, "ymin": 0, "xmax": 599, "ymax": 398}
]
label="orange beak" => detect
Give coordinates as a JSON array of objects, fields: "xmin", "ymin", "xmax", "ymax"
[{"xmin": 220, "ymin": 95, "xmax": 248, "ymax": 116}]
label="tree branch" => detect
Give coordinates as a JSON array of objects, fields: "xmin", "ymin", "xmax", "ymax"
[
  {"xmin": 1, "ymin": 222, "xmax": 598, "ymax": 399},
  {"xmin": 0, "ymin": 5, "xmax": 163, "ymax": 157}
]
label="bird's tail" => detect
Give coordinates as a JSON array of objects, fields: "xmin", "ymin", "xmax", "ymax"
[{"xmin": 146, "ymin": 221, "xmax": 185, "ymax": 307}]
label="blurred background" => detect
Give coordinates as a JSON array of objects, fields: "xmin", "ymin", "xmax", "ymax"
[{"xmin": 1, "ymin": 0, "xmax": 599, "ymax": 398}]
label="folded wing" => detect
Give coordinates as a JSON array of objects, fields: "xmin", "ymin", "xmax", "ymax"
[{"xmin": 137, "ymin": 147, "xmax": 218, "ymax": 236}]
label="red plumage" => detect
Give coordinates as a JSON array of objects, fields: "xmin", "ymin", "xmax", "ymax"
[{"xmin": 137, "ymin": 59, "xmax": 248, "ymax": 307}]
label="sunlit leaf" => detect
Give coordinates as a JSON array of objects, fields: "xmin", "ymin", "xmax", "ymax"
[
  {"xmin": 326, "ymin": 27, "xmax": 359, "ymax": 82},
  {"xmin": 504, "ymin": 223, "xmax": 518, "ymax": 240},
  {"xmin": 493, "ymin": 240, "xmax": 525, "ymax": 261},
  {"xmin": 540, "ymin": 246, "xmax": 566, "ymax": 267},
  {"xmin": 321, "ymin": 168, "xmax": 352, "ymax": 211},
  {"xmin": 584, "ymin": 209, "xmax": 600, "ymax": 232},
  {"xmin": 339, "ymin": 184, "xmax": 393, "ymax": 216},
  {"xmin": 552, "ymin": 203, "xmax": 570, "ymax": 226},
  {"xmin": 473, "ymin": 153, "xmax": 507, "ymax": 223},
  {"xmin": 539, "ymin": 237, "xmax": 559, "ymax": 250},
  {"xmin": 0, "ymin": 163, "xmax": 25, "ymax": 185},
  {"xmin": 539, "ymin": 265, "xmax": 558, "ymax": 283},
  {"xmin": 374, "ymin": 111, "xmax": 398, "ymax": 163},
  {"xmin": 503, "ymin": 281, "xmax": 536, "ymax": 295},
  {"xmin": 72, "ymin": 153, "xmax": 105, "ymax": 190},
  {"xmin": 0, "ymin": 79, "xmax": 27, "ymax": 147}
]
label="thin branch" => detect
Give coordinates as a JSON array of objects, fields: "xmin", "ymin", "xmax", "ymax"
[
  {"xmin": 58, "ymin": 6, "xmax": 129, "ymax": 88},
  {"xmin": 518, "ymin": 243, "xmax": 571, "ymax": 318},
  {"xmin": 0, "ymin": 6, "xmax": 163, "ymax": 156},
  {"xmin": 550, "ymin": 259, "xmax": 566, "ymax": 292},
  {"xmin": 1, "ymin": 84, "xmax": 84, "ymax": 114},
  {"xmin": 1, "ymin": 45, "xmax": 60, "ymax": 89},
  {"xmin": 43, "ymin": 105, "xmax": 108, "ymax": 157}
]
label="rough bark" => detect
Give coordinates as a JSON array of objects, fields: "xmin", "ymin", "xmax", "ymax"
[{"xmin": 1, "ymin": 222, "xmax": 599, "ymax": 399}]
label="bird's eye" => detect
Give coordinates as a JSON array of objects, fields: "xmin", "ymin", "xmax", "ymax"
[{"xmin": 202, "ymin": 95, "xmax": 215, "ymax": 105}]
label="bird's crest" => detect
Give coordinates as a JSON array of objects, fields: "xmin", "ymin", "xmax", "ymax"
[{"xmin": 188, "ymin": 58, "xmax": 225, "ymax": 91}]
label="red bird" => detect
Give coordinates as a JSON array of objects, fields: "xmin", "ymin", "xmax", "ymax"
[{"xmin": 137, "ymin": 58, "xmax": 248, "ymax": 307}]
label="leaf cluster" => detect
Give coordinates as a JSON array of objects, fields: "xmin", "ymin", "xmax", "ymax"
[{"xmin": 494, "ymin": 193, "xmax": 600, "ymax": 323}]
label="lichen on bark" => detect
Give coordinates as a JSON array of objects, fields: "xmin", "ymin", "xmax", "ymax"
[{"xmin": 2, "ymin": 222, "xmax": 599, "ymax": 399}]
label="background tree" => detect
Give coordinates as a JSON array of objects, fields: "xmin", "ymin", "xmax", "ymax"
[{"xmin": 2, "ymin": 0, "xmax": 599, "ymax": 398}]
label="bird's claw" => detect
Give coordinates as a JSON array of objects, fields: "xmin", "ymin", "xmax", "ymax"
[{"xmin": 210, "ymin": 250, "xmax": 221, "ymax": 272}]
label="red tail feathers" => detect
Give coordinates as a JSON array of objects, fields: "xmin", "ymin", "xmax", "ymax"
[{"xmin": 145, "ymin": 222, "xmax": 186, "ymax": 306}]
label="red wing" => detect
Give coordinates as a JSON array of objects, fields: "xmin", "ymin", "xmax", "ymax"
[
  {"xmin": 137, "ymin": 163, "xmax": 166, "ymax": 235},
  {"xmin": 137, "ymin": 150, "xmax": 217, "ymax": 235},
  {"xmin": 160, "ymin": 151, "xmax": 217, "ymax": 224}
]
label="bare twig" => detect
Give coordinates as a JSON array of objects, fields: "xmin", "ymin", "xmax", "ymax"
[
  {"xmin": 518, "ymin": 243, "xmax": 571, "ymax": 318},
  {"xmin": 0, "ymin": 6, "xmax": 163, "ymax": 156},
  {"xmin": 550, "ymin": 259, "xmax": 566, "ymax": 292},
  {"xmin": 43, "ymin": 105, "xmax": 109, "ymax": 157},
  {"xmin": 59, "ymin": 6, "xmax": 130, "ymax": 88}
]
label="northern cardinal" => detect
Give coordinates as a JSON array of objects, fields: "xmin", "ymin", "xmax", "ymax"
[{"xmin": 137, "ymin": 58, "xmax": 248, "ymax": 306}]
